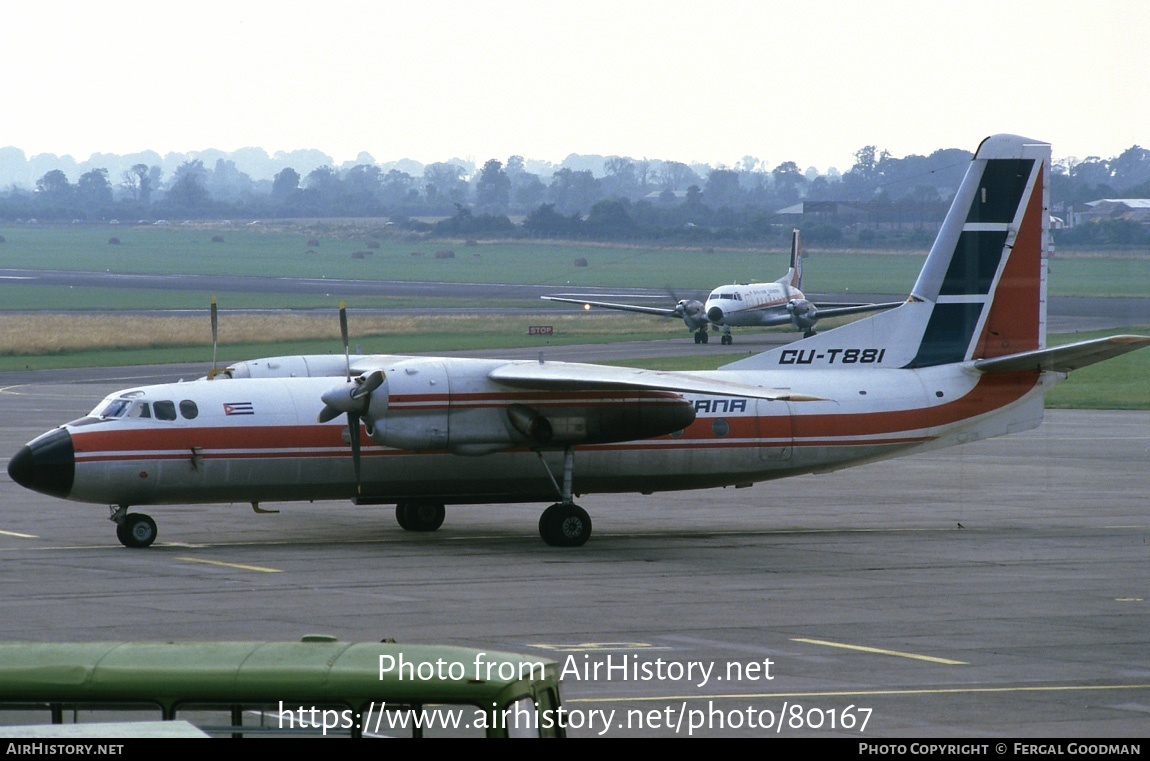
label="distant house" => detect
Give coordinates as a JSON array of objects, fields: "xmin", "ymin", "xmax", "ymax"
[
  {"xmin": 644, "ymin": 189, "xmax": 688, "ymax": 203},
  {"xmin": 1079, "ymin": 199, "xmax": 1150, "ymax": 225},
  {"xmin": 775, "ymin": 201, "xmax": 866, "ymax": 223}
]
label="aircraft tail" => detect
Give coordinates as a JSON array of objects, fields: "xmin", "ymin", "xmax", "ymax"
[
  {"xmin": 776, "ymin": 228, "xmax": 802, "ymax": 290},
  {"xmin": 724, "ymin": 135, "xmax": 1051, "ymax": 371}
]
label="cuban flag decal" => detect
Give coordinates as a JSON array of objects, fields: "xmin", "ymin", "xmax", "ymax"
[{"xmin": 224, "ymin": 402, "xmax": 255, "ymax": 416}]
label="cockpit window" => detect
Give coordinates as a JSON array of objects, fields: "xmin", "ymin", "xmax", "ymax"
[
  {"xmin": 98, "ymin": 399, "xmax": 132, "ymax": 419},
  {"xmin": 134, "ymin": 402, "xmax": 151, "ymax": 418},
  {"xmin": 154, "ymin": 401, "xmax": 177, "ymax": 421}
]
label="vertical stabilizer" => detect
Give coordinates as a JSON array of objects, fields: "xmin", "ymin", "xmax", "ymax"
[
  {"xmin": 722, "ymin": 135, "xmax": 1051, "ymax": 372},
  {"xmin": 778, "ymin": 228, "xmax": 802, "ymax": 290}
]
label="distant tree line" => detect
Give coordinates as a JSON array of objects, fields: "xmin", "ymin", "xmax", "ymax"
[{"xmin": 3, "ymin": 145, "xmax": 1150, "ymax": 246}]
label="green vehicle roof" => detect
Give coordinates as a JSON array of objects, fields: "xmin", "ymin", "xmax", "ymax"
[{"xmin": 0, "ymin": 641, "xmax": 560, "ymax": 712}]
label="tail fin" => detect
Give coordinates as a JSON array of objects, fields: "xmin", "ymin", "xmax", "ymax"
[
  {"xmin": 724, "ymin": 135, "xmax": 1050, "ymax": 371},
  {"xmin": 776, "ymin": 228, "xmax": 802, "ymax": 290}
]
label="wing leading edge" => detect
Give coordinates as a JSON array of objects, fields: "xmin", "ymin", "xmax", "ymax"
[
  {"xmin": 540, "ymin": 295, "xmax": 683, "ymax": 318},
  {"xmin": 488, "ymin": 361, "xmax": 822, "ymax": 401}
]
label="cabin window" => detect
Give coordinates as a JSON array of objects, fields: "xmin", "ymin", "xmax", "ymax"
[
  {"xmin": 711, "ymin": 418, "xmax": 730, "ymax": 437},
  {"xmin": 180, "ymin": 400, "xmax": 199, "ymax": 419},
  {"xmin": 154, "ymin": 401, "xmax": 177, "ymax": 421}
]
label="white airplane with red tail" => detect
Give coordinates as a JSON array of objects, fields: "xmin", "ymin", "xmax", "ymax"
[{"xmin": 9, "ymin": 135, "xmax": 1148, "ymax": 548}]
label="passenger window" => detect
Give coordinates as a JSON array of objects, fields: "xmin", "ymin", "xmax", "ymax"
[
  {"xmin": 711, "ymin": 418, "xmax": 730, "ymax": 437},
  {"xmin": 154, "ymin": 401, "xmax": 177, "ymax": 421},
  {"xmin": 180, "ymin": 400, "xmax": 199, "ymax": 420}
]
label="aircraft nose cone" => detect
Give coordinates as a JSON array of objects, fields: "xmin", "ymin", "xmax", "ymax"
[
  {"xmin": 707, "ymin": 306, "xmax": 724, "ymax": 322},
  {"xmin": 8, "ymin": 428, "xmax": 74, "ymax": 498}
]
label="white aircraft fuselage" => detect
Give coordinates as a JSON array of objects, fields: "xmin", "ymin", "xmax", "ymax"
[
  {"xmin": 703, "ymin": 281, "xmax": 804, "ymax": 328},
  {"xmin": 34, "ymin": 357, "xmax": 1047, "ymax": 509}
]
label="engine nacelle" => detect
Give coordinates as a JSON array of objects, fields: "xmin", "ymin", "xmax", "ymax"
[
  {"xmin": 215, "ymin": 355, "xmax": 369, "ymax": 380},
  {"xmin": 787, "ymin": 299, "xmax": 818, "ymax": 330},
  {"xmin": 507, "ymin": 400, "xmax": 695, "ymax": 446},
  {"xmin": 353, "ymin": 359, "xmax": 697, "ymax": 455}
]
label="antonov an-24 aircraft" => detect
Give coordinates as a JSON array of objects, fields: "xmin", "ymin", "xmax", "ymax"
[{"xmin": 8, "ymin": 135, "xmax": 1149, "ymax": 548}]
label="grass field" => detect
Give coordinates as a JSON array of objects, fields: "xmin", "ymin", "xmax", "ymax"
[{"xmin": 1, "ymin": 225, "xmax": 1148, "ymax": 298}]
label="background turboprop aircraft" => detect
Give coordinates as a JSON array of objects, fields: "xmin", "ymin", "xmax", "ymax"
[
  {"xmin": 9, "ymin": 135, "xmax": 1150, "ymax": 550},
  {"xmin": 541, "ymin": 229, "xmax": 902, "ymax": 344}
]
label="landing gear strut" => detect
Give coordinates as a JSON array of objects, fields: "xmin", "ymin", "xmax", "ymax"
[
  {"xmin": 110, "ymin": 506, "xmax": 157, "ymax": 548},
  {"xmin": 535, "ymin": 447, "xmax": 592, "ymax": 547},
  {"xmin": 395, "ymin": 501, "xmax": 445, "ymax": 532}
]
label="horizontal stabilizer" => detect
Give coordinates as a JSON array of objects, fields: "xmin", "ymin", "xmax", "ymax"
[
  {"xmin": 973, "ymin": 335, "xmax": 1150, "ymax": 374},
  {"xmin": 489, "ymin": 361, "xmax": 821, "ymax": 401}
]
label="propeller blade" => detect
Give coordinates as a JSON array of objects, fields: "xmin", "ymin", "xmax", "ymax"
[
  {"xmin": 352, "ymin": 370, "xmax": 384, "ymax": 401},
  {"xmin": 317, "ymin": 404, "xmax": 344, "ymax": 424},
  {"xmin": 339, "ymin": 301, "xmax": 350, "ymax": 382},
  {"xmin": 210, "ymin": 296, "xmax": 218, "ymax": 373},
  {"xmin": 348, "ymin": 411, "xmax": 362, "ymax": 495}
]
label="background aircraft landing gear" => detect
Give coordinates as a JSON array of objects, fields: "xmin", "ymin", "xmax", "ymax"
[
  {"xmin": 395, "ymin": 501, "xmax": 445, "ymax": 532},
  {"xmin": 693, "ymin": 328, "xmax": 709, "ymax": 344},
  {"xmin": 538, "ymin": 503, "xmax": 592, "ymax": 547},
  {"xmin": 113, "ymin": 511, "xmax": 157, "ymax": 548}
]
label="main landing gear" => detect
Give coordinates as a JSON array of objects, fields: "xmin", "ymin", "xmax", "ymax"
[
  {"xmin": 110, "ymin": 506, "xmax": 157, "ymax": 548},
  {"xmin": 534, "ymin": 447, "xmax": 592, "ymax": 547},
  {"xmin": 693, "ymin": 328, "xmax": 709, "ymax": 344},
  {"xmin": 539, "ymin": 503, "xmax": 592, "ymax": 547},
  {"xmin": 395, "ymin": 501, "xmax": 446, "ymax": 532}
]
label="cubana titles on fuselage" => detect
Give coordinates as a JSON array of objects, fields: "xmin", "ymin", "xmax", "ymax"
[{"xmin": 8, "ymin": 135, "xmax": 1149, "ymax": 548}]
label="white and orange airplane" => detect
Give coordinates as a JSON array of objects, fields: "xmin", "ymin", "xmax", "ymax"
[
  {"xmin": 9, "ymin": 135, "xmax": 1149, "ymax": 548},
  {"xmin": 542, "ymin": 228, "xmax": 902, "ymax": 344}
]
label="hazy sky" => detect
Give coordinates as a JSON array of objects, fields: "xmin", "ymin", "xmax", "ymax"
[{"xmin": 4, "ymin": 0, "xmax": 1147, "ymax": 171}]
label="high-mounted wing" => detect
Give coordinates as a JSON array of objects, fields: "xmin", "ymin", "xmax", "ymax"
[
  {"xmin": 541, "ymin": 295, "xmax": 685, "ymax": 318},
  {"xmin": 809, "ymin": 300, "xmax": 905, "ymax": 319},
  {"xmin": 488, "ymin": 360, "xmax": 821, "ymax": 401}
]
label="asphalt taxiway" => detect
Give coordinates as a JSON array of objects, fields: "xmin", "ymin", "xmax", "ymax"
[{"xmin": 2, "ymin": 340, "xmax": 1149, "ymax": 738}]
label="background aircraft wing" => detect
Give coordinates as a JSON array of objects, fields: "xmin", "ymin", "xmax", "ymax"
[
  {"xmin": 973, "ymin": 335, "xmax": 1150, "ymax": 374},
  {"xmin": 810, "ymin": 300, "xmax": 904, "ymax": 319},
  {"xmin": 541, "ymin": 295, "xmax": 683, "ymax": 318},
  {"xmin": 489, "ymin": 361, "xmax": 821, "ymax": 401}
]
